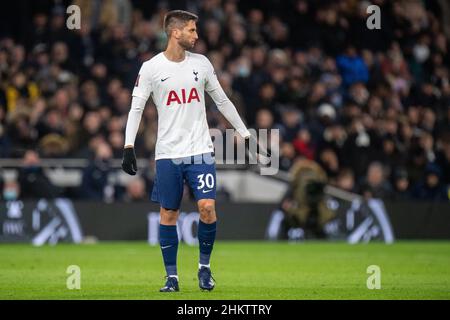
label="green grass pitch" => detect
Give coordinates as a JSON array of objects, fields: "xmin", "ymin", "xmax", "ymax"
[{"xmin": 0, "ymin": 241, "xmax": 449, "ymax": 299}]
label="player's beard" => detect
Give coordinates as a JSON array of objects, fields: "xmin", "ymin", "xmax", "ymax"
[{"xmin": 178, "ymin": 37, "xmax": 195, "ymax": 50}]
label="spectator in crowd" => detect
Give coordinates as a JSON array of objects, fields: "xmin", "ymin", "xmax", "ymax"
[
  {"xmin": 334, "ymin": 168, "xmax": 356, "ymax": 193},
  {"xmin": 38, "ymin": 133, "xmax": 70, "ymax": 158},
  {"xmin": 317, "ymin": 147, "xmax": 340, "ymax": 182},
  {"xmin": 360, "ymin": 161, "xmax": 394, "ymax": 199},
  {"xmin": 79, "ymin": 142, "xmax": 113, "ymax": 201},
  {"xmin": 121, "ymin": 176, "xmax": 147, "ymax": 202},
  {"xmin": 279, "ymin": 142, "xmax": 296, "ymax": 172},
  {"xmin": 0, "ymin": 0, "xmax": 448, "ymax": 202},
  {"xmin": 309, "ymin": 103, "xmax": 337, "ymax": 141},
  {"xmin": 293, "ymin": 127, "xmax": 315, "ymax": 160},
  {"xmin": 18, "ymin": 150, "xmax": 62, "ymax": 198},
  {"xmin": 2, "ymin": 178, "xmax": 20, "ymax": 201},
  {"xmin": 254, "ymin": 108, "xmax": 274, "ymax": 130},
  {"xmin": 391, "ymin": 167, "xmax": 412, "ymax": 201},
  {"xmin": 336, "ymin": 45, "xmax": 369, "ymax": 88},
  {"xmin": 278, "ymin": 107, "xmax": 302, "ymax": 142},
  {"xmin": 412, "ymin": 162, "xmax": 448, "ymax": 201}
]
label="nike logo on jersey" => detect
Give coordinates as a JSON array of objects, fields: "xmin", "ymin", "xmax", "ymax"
[
  {"xmin": 202, "ymin": 189, "xmax": 213, "ymax": 194},
  {"xmin": 161, "ymin": 77, "xmax": 170, "ymax": 82},
  {"xmin": 161, "ymin": 245, "xmax": 172, "ymax": 249}
]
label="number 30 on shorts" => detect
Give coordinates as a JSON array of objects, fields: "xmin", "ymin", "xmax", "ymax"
[{"xmin": 197, "ymin": 173, "xmax": 214, "ymax": 190}]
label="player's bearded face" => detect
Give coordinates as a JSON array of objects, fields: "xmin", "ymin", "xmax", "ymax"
[
  {"xmin": 178, "ymin": 35, "xmax": 194, "ymax": 50},
  {"xmin": 177, "ymin": 21, "xmax": 198, "ymax": 50}
]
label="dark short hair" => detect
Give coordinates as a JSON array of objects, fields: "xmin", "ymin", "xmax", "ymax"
[{"xmin": 163, "ymin": 10, "xmax": 198, "ymax": 36}]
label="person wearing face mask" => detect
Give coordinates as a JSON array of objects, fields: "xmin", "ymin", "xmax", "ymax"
[
  {"xmin": 2, "ymin": 179, "xmax": 21, "ymax": 201},
  {"xmin": 413, "ymin": 36, "xmax": 430, "ymax": 64}
]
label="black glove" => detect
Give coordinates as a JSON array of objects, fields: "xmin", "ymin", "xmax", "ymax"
[{"xmin": 122, "ymin": 147, "xmax": 137, "ymax": 175}]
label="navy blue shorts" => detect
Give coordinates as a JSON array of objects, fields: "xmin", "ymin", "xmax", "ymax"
[{"xmin": 151, "ymin": 152, "xmax": 216, "ymax": 210}]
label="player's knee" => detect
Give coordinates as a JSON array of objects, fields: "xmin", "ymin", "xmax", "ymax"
[
  {"xmin": 198, "ymin": 200, "xmax": 216, "ymax": 223},
  {"xmin": 199, "ymin": 202, "xmax": 215, "ymax": 215},
  {"xmin": 160, "ymin": 208, "xmax": 179, "ymax": 225}
]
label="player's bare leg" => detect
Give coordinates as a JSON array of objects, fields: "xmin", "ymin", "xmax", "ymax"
[
  {"xmin": 197, "ymin": 199, "xmax": 217, "ymax": 291},
  {"xmin": 160, "ymin": 207, "xmax": 180, "ymax": 225},
  {"xmin": 159, "ymin": 207, "xmax": 180, "ymax": 292}
]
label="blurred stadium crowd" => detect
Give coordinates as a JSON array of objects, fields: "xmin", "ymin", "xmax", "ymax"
[{"xmin": 0, "ymin": 0, "xmax": 449, "ymax": 202}]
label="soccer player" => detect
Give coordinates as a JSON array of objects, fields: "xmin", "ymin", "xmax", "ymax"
[{"xmin": 121, "ymin": 10, "xmax": 251, "ymax": 292}]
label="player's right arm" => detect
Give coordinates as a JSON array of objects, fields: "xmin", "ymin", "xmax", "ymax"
[{"xmin": 122, "ymin": 63, "xmax": 153, "ymax": 175}]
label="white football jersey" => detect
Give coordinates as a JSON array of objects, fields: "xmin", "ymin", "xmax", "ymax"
[{"xmin": 132, "ymin": 51, "xmax": 219, "ymax": 160}]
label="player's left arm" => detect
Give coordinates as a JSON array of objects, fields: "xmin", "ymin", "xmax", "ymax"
[
  {"xmin": 204, "ymin": 58, "xmax": 251, "ymax": 139},
  {"xmin": 204, "ymin": 57, "xmax": 271, "ymax": 162}
]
